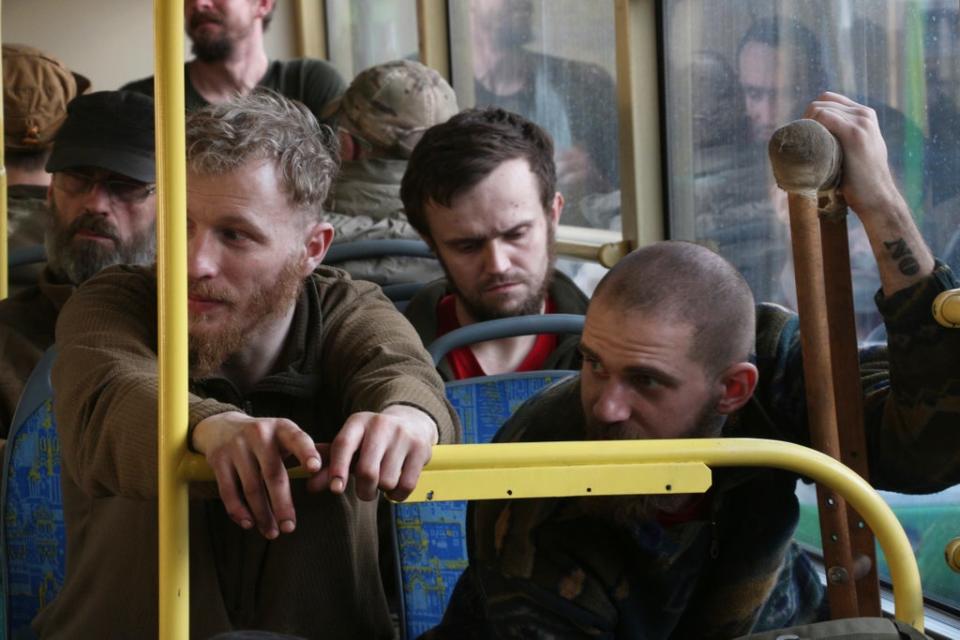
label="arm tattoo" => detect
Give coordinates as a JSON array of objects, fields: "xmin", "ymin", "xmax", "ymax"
[{"xmin": 883, "ymin": 238, "xmax": 920, "ymax": 276}]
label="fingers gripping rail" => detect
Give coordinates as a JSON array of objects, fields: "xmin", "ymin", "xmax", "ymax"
[{"xmin": 179, "ymin": 437, "xmax": 924, "ymax": 632}]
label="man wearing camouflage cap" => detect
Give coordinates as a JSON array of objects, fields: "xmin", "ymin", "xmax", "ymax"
[
  {"xmin": 322, "ymin": 59, "xmax": 458, "ymax": 285},
  {"xmin": 0, "ymin": 90, "xmax": 157, "ymax": 437},
  {"xmin": 2, "ymin": 44, "xmax": 89, "ymax": 292}
]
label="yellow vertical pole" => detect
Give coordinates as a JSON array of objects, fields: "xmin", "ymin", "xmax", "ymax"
[
  {"xmin": 155, "ymin": 0, "xmax": 190, "ymax": 638},
  {"xmin": 0, "ymin": 1, "xmax": 8, "ymax": 300}
]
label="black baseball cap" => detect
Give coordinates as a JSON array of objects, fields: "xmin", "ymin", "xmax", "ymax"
[{"xmin": 46, "ymin": 90, "xmax": 156, "ymax": 183}]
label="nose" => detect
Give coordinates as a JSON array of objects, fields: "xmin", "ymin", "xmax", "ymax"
[
  {"xmin": 482, "ymin": 239, "xmax": 511, "ymax": 275},
  {"xmin": 187, "ymin": 230, "xmax": 219, "ymax": 281},
  {"xmin": 591, "ymin": 380, "xmax": 631, "ymax": 425},
  {"xmin": 81, "ymin": 181, "xmax": 114, "ymax": 215}
]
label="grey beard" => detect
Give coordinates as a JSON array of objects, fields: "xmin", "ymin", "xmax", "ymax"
[{"xmin": 45, "ymin": 213, "xmax": 156, "ymax": 285}]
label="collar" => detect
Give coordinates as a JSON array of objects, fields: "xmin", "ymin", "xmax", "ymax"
[{"xmin": 37, "ymin": 267, "xmax": 77, "ymax": 312}]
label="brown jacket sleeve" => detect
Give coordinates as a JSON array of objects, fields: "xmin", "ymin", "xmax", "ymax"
[
  {"xmin": 52, "ymin": 266, "xmax": 236, "ymax": 499},
  {"xmin": 314, "ymin": 273, "xmax": 460, "ymax": 445}
]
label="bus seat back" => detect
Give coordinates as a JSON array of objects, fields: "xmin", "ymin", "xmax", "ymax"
[
  {"xmin": 393, "ymin": 370, "xmax": 576, "ymax": 639},
  {"xmin": 0, "ymin": 348, "xmax": 64, "ymax": 638}
]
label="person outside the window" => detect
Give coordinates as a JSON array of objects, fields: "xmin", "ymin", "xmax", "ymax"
[
  {"xmin": 321, "ymin": 59, "xmax": 458, "ymax": 286},
  {"xmin": 468, "ymin": 0, "xmax": 619, "ymax": 226},
  {"xmin": 33, "ymin": 90, "xmax": 458, "ymax": 639},
  {"xmin": 123, "ymin": 0, "xmax": 344, "ymax": 125},
  {"xmin": 422, "ymin": 93, "xmax": 960, "ymax": 639},
  {"xmin": 0, "ymin": 90, "xmax": 157, "ymax": 438}
]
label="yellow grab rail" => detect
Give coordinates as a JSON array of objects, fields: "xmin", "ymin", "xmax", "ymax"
[
  {"xmin": 154, "ymin": 1, "xmax": 190, "ymax": 639},
  {"xmin": 933, "ymin": 288, "xmax": 960, "ymax": 328},
  {"xmin": 178, "ymin": 437, "xmax": 924, "ymax": 634}
]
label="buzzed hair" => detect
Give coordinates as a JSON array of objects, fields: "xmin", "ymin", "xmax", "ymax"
[{"xmin": 592, "ymin": 241, "xmax": 755, "ymax": 374}]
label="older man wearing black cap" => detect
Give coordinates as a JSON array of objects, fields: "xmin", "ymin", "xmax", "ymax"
[{"xmin": 0, "ymin": 89, "xmax": 157, "ymax": 436}]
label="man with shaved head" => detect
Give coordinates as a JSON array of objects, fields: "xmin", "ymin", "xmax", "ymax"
[{"xmin": 427, "ymin": 220, "xmax": 960, "ymax": 636}]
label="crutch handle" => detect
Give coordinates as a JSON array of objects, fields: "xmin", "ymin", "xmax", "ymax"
[{"xmin": 769, "ymin": 119, "xmax": 843, "ymax": 195}]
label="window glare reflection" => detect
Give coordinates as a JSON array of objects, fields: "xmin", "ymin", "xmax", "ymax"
[
  {"xmin": 451, "ymin": 0, "xmax": 621, "ymax": 232},
  {"xmin": 326, "ymin": 0, "xmax": 419, "ymax": 81}
]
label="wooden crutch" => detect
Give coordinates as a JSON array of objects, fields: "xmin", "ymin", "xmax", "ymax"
[{"xmin": 768, "ymin": 119, "xmax": 881, "ymax": 619}]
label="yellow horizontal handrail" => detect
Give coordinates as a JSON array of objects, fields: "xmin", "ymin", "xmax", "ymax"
[
  {"xmin": 180, "ymin": 437, "xmax": 923, "ymax": 632},
  {"xmin": 933, "ymin": 289, "xmax": 960, "ymax": 328},
  {"xmin": 946, "ymin": 537, "xmax": 960, "ymax": 574}
]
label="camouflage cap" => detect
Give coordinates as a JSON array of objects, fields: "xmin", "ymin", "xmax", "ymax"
[
  {"xmin": 3, "ymin": 44, "xmax": 90, "ymax": 151},
  {"xmin": 328, "ymin": 60, "xmax": 458, "ymax": 158}
]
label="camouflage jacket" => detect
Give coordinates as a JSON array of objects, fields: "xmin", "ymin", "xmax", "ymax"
[
  {"xmin": 424, "ymin": 263, "xmax": 960, "ymax": 639},
  {"xmin": 324, "ymin": 158, "xmax": 442, "ymax": 285},
  {"xmin": 7, "ymin": 184, "xmax": 48, "ymax": 295}
]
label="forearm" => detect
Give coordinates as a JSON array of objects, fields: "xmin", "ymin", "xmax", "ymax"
[
  {"xmin": 856, "ymin": 191, "xmax": 935, "ymax": 297},
  {"xmin": 864, "ymin": 262, "xmax": 960, "ymax": 491},
  {"xmin": 324, "ymin": 281, "xmax": 459, "ymax": 444}
]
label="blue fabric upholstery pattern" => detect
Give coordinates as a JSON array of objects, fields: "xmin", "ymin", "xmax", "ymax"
[
  {"xmin": 394, "ymin": 371, "xmax": 575, "ymax": 639},
  {"xmin": 0, "ymin": 349, "xmax": 63, "ymax": 638}
]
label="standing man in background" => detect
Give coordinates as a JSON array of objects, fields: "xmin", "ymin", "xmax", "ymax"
[{"xmin": 123, "ymin": 0, "xmax": 344, "ymax": 123}]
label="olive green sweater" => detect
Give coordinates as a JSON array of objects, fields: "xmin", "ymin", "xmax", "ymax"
[{"xmin": 34, "ymin": 264, "xmax": 459, "ymax": 639}]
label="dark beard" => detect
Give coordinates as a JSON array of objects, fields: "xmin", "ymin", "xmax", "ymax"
[
  {"xmin": 189, "ymin": 12, "xmax": 233, "ymax": 62},
  {"xmin": 447, "ymin": 221, "xmax": 557, "ymax": 322},
  {"xmin": 579, "ymin": 397, "xmax": 726, "ymax": 527},
  {"xmin": 45, "ymin": 203, "xmax": 156, "ymax": 285},
  {"xmin": 189, "ymin": 256, "xmax": 305, "ymax": 377},
  {"xmin": 191, "ymin": 34, "xmax": 233, "ymax": 63}
]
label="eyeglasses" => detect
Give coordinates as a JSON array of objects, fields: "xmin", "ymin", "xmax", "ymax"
[{"xmin": 54, "ymin": 170, "xmax": 157, "ymax": 204}]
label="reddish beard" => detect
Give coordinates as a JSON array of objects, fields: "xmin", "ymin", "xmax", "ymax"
[{"xmin": 188, "ymin": 256, "xmax": 305, "ymax": 377}]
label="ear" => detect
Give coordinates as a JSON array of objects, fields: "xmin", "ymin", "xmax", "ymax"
[
  {"xmin": 301, "ymin": 221, "xmax": 335, "ymax": 275},
  {"xmin": 714, "ymin": 362, "xmax": 758, "ymax": 415},
  {"xmin": 47, "ymin": 182, "xmax": 55, "ymax": 205},
  {"xmin": 548, "ymin": 191, "xmax": 563, "ymax": 226},
  {"xmin": 338, "ymin": 129, "xmax": 358, "ymax": 162},
  {"xmin": 256, "ymin": 0, "xmax": 275, "ymax": 21}
]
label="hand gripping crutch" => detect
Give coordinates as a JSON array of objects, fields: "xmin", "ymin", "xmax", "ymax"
[{"xmin": 768, "ymin": 119, "xmax": 881, "ymax": 619}]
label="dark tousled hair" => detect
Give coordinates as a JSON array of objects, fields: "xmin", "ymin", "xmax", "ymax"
[
  {"xmin": 592, "ymin": 241, "xmax": 756, "ymax": 374},
  {"xmin": 400, "ymin": 107, "xmax": 556, "ymax": 237}
]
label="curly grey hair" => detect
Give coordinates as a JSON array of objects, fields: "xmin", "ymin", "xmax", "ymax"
[{"xmin": 186, "ymin": 88, "xmax": 339, "ymax": 220}]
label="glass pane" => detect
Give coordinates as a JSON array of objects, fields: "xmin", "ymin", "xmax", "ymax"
[
  {"xmin": 326, "ymin": 0, "xmax": 419, "ymax": 81},
  {"xmin": 664, "ymin": 0, "xmax": 960, "ymax": 342},
  {"xmin": 663, "ymin": 0, "xmax": 960, "ymax": 611},
  {"xmin": 796, "ymin": 484, "xmax": 960, "ymax": 611},
  {"xmin": 449, "ymin": 0, "xmax": 621, "ymax": 231}
]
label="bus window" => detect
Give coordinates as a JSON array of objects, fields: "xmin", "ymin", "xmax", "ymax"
[
  {"xmin": 326, "ymin": 0, "xmax": 420, "ymax": 80},
  {"xmin": 796, "ymin": 483, "xmax": 960, "ymax": 613},
  {"xmin": 448, "ymin": 0, "xmax": 621, "ymax": 231},
  {"xmin": 663, "ymin": 0, "xmax": 960, "ymax": 613},
  {"xmin": 663, "ymin": 1, "xmax": 960, "ymax": 342}
]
